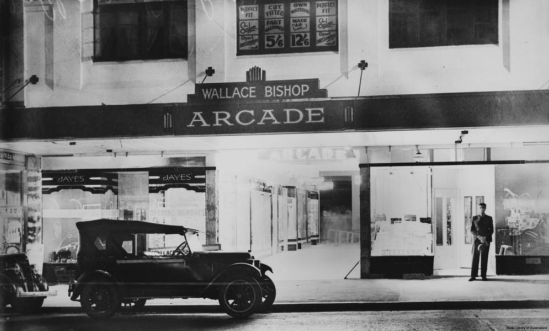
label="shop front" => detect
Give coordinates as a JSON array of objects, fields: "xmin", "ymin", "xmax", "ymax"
[
  {"xmin": 2, "ymin": 69, "xmax": 549, "ymax": 279},
  {"xmin": 0, "ymin": 152, "xmax": 43, "ymax": 272},
  {"xmin": 40, "ymin": 166, "xmax": 213, "ymax": 284},
  {"xmin": 362, "ymin": 156, "xmax": 549, "ymax": 278}
]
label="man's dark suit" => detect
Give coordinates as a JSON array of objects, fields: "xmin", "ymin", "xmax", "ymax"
[{"xmin": 470, "ymin": 214, "xmax": 494, "ymax": 278}]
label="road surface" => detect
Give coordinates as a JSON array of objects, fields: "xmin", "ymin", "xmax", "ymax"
[{"xmin": 1, "ymin": 309, "xmax": 548, "ymax": 331}]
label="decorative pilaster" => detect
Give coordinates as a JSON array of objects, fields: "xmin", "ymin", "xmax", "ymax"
[
  {"xmin": 205, "ymin": 169, "xmax": 219, "ymax": 246},
  {"xmin": 359, "ymin": 165, "xmax": 371, "ymax": 278}
]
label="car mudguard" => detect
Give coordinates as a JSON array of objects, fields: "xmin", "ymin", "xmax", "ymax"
[
  {"xmin": 260, "ymin": 263, "xmax": 273, "ymax": 276},
  {"xmin": 201, "ymin": 263, "xmax": 262, "ymax": 298},
  {"xmin": 70, "ymin": 270, "xmax": 120, "ymax": 301},
  {"xmin": 0, "ymin": 273, "xmax": 17, "ymax": 302}
]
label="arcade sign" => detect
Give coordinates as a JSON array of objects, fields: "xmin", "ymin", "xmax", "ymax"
[
  {"xmin": 187, "ymin": 66, "xmax": 328, "ymax": 103},
  {"xmin": 258, "ymin": 147, "xmax": 355, "ymax": 161}
]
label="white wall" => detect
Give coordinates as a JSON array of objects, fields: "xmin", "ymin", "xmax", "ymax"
[{"xmin": 23, "ymin": 0, "xmax": 549, "ymax": 108}]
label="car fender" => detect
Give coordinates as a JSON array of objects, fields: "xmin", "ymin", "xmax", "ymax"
[
  {"xmin": 70, "ymin": 270, "xmax": 121, "ymax": 301},
  {"xmin": 0, "ymin": 273, "xmax": 17, "ymax": 301},
  {"xmin": 260, "ymin": 263, "xmax": 273, "ymax": 277},
  {"xmin": 201, "ymin": 263, "xmax": 262, "ymax": 298}
]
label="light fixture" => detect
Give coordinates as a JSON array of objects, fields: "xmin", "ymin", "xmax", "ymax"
[
  {"xmin": 455, "ymin": 130, "xmax": 469, "ymax": 144},
  {"xmin": 357, "ymin": 60, "xmax": 368, "ymax": 97},
  {"xmin": 0, "ymin": 75, "xmax": 39, "ymax": 107},
  {"xmin": 201, "ymin": 67, "xmax": 215, "ymax": 84},
  {"xmin": 412, "ymin": 145, "xmax": 425, "ymax": 162}
]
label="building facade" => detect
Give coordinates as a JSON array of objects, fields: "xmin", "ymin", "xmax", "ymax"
[{"xmin": 1, "ymin": 0, "xmax": 549, "ymax": 279}]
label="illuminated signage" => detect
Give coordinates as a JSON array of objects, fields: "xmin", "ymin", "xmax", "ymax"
[
  {"xmin": 187, "ymin": 66, "xmax": 328, "ymax": 103},
  {"xmin": 258, "ymin": 148, "xmax": 355, "ymax": 161}
]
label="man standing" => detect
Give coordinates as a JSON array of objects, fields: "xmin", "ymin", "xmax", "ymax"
[{"xmin": 469, "ymin": 202, "xmax": 494, "ymax": 281}]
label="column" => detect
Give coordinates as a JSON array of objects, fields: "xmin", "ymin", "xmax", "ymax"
[
  {"xmin": 205, "ymin": 169, "xmax": 219, "ymax": 246},
  {"xmin": 359, "ymin": 164, "xmax": 371, "ymax": 278}
]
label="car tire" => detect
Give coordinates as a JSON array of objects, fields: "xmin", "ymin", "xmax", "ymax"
[
  {"xmin": 12, "ymin": 297, "xmax": 44, "ymax": 314},
  {"xmin": 258, "ymin": 275, "xmax": 276, "ymax": 313},
  {"xmin": 80, "ymin": 280, "xmax": 121, "ymax": 320},
  {"xmin": 218, "ymin": 276, "xmax": 262, "ymax": 318}
]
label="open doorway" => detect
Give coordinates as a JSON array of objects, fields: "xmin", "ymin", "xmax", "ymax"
[{"xmin": 432, "ymin": 166, "xmax": 496, "ymax": 276}]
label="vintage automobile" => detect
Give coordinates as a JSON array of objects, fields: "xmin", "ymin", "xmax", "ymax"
[
  {"xmin": 68, "ymin": 219, "xmax": 276, "ymax": 319},
  {"xmin": 0, "ymin": 253, "xmax": 57, "ymax": 313}
]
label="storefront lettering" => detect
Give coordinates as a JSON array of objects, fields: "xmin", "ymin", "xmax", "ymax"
[
  {"xmin": 162, "ymin": 174, "xmax": 192, "ymax": 181},
  {"xmin": 187, "ymin": 108, "xmax": 324, "ymax": 127},
  {"xmin": 0, "ymin": 152, "xmax": 14, "ymax": 161},
  {"xmin": 239, "ymin": 21, "xmax": 258, "ymax": 35},
  {"xmin": 260, "ymin": 147, "xmax": 353, "ymax": 161},
  {"xmin": 200, "ymin": 84, "xmax": 315, "ymax": 100},
  {"xmin": 291, "ymin": 3, "xmax": 310, "ymax": 15},
  {"xmin": 56, "ymin": 176, "xmax": 85, "ymax": 183}
]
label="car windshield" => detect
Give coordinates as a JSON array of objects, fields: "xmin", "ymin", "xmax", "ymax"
[{"xmin": 186, "ymin": 232, "xmax": 204, "ymax": 253}]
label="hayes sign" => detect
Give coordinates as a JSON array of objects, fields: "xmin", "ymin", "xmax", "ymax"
[{"xmin": 187, "ymin": 66, "xmax": 327, "ymax": 103}]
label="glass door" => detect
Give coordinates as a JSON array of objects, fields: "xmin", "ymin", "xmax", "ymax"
[{"xmin": 433, "ymin": 189, "xmax": 458, "ymax": 271}]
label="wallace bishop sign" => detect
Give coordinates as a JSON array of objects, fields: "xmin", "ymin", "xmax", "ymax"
[{"xmin": 176, "ymin": 66, "xmax": 351, "ymax": 135}]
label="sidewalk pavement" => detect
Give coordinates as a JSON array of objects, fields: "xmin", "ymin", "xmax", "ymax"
[{"xmin": 37, "ymin": 275, "xmax": 549, "ymax": 314}]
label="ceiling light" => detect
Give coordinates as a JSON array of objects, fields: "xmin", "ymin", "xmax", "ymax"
[{"xmin": 412, "ymin": 145, "xmax": 426, "ymax": 162}]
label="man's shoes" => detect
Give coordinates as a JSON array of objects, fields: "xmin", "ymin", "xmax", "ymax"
[
  {"xmin": 482, "ymin": 277, "xmax": 488, "ymax": 281},
  {"xmin": 469, "ymin": 277, "xmax": 476, "ymax": 281}
]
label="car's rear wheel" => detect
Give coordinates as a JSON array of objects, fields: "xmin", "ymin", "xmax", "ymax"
[
  {"xmin": 218, "ymin": 276, "xmax": 262, "ymax": 318},
  {"xmin": 80, "ymin": 281, "xmax": 120, "ymax": 320},
  {"xmin": 258, "ymin": 275, "xmax": 276, "ymax": 312}
]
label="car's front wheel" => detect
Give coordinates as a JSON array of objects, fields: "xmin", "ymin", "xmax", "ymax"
[
  {"xmin": 80, "ymin": 281, "xmax": 121, "ymax": 320},
  {"xmin": 218, "ymin": 276, "xmax": 262, "ymax": 318}
]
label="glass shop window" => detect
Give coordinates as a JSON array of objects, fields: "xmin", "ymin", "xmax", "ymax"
[
  {"xmin": 371, "ymin": 167, "xmax": 433, "ymax": 256},
  {"xmin": 94, "ymin": 0, "xmax": 188, "ymax": 62},
  {"xmin": 0, "ymin": 171, "xmax": 24, "ymax": 255},
  {"xmin": 495, "ymin": 164, "xmax": 549, "ymax": 256},
  {"xmin": 389, "ymin": 0, "xmax": 498, "ymax": 49},
  {"xmin": 236, "ymin": 0, "xmax": 339, "ymax": 56},
  {"xmin": 42, "ymin": 189, "xmax": 119, "ymax": 263},
  {"xmin": 147, "ymin": 187, "xmax": 206, "ymax": 254}
]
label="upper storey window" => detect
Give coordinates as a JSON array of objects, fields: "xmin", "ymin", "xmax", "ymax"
[
  {"xmin": 389, "ymin": 0, "xmax": 498, "ymax": 49},
  {"xmin": 236, "ymin": 0, "xmax": 339, "ymax": 56},
  {"xmin": 94, "ymin": 0, "xmax": 187, "ymax": 62}
]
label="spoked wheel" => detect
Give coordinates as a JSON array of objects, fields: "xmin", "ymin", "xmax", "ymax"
[
  {"xmin": 258, "ymin": 275, "xmax": 276, "ymax": 313},
  {"xmin": 80, "ymin": 281, "xmax": 120, "ymax": 320},
  {"xmin": 218, "ymin": 276, "xmax": 262, "ymax": 318},
  {"xmin": 122, "ymin": 299, "xmax": 147, "ymax": 312}
]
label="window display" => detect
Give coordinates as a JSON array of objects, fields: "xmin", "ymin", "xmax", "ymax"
[
  {"xmin": 1, "ymin": 171, "xmax": 24, "ymax": 254},
  {"xmin": 495, "ymin": 164, "xmax": 549, "ymax": 256},
  {"xmin": 237, "ymin": 0, "xmax": 339, "ymax": 55},
  {"xmin": 42, "ymin": 168, "xmax": 208, "ymax": 263},
  {"xmin": 371, "ymin": 167, "xmax": 433, "ymax": 256}
]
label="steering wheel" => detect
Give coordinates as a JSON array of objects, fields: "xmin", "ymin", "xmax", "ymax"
[{"xmin": 171, "ymin": 241, "xmax": 189, "ymax": 256}]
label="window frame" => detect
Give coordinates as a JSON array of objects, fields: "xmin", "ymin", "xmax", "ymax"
[
  {"xmin": 93, "ymin": 0, "xmax": 188, "ymax": 62},
  {"xmin": 236, "ymin": 0, "xmax": 339, "ymax": 56},
  {"xmin": 389, "ymin": 0, "xmax": 499, "ymax": 49}
]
